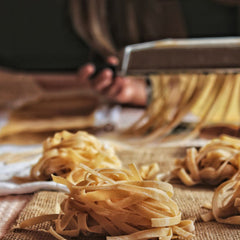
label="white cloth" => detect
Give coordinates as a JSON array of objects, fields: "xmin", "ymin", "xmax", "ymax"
[
  {"xmin": 0, "ymin": 106, "xmax": 134, "ymax": 197},
  {"xmin": 0, "ymin": 145, "xmax": 68, "ymax": 196},
  {"xmin": 0, "ymin": 107, "xmax": 207, "ymax": 196}
]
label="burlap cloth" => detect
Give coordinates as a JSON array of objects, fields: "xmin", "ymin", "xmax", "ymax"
[{"xmin": 2, "ymin": 147, "xmax": 240, "ymax": 240}]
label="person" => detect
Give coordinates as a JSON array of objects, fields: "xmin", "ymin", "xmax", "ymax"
[
  {"xmin": 0, "ymin": 0, "xmax": 186, "ymax": 108},
  {"xmin": 68, "ymin": 0, "xmax": 186, "ymax": 107},
  {"xmin": 0, "ymin": 0, "xmax": 239, "ymax": 109},
  {"xmin": 65, "ymin": 0, "xmax": 240, "ymax": 107},
  {"xmin": 32, "ymin": 55, "xmax": 148, "ymax": 107}
]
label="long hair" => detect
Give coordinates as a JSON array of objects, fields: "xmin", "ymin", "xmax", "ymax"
[{"xmin": 69, "ymin": 0, "xmax": 186, "ymax": 58}]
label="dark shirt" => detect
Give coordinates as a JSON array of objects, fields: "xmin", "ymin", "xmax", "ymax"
[{"xmin": 0, "ymin": 0, "xmax": 239, "ymax": 71}]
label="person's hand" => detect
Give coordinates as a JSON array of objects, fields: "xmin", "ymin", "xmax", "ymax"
[
  {"xmin": 88, "ymin": 56, "xmax": 147, "ymax": 106},
  {"xmin": 76, "ymin": 63, "xmax": 95, "ymax": 89}
]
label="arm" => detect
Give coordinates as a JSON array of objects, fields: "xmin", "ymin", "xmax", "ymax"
[
  {"xmin": 89, "ymin": 56, "xmax": 147, "ymax": 107},
  {"xmin": 90, "ymin": 68, "xmax": 147, "ymax": 107},
  {"xmin": 32, "ymin": 54, "xmax": 148, "ymax": 107},
  {"xmin": 0, "ymin": 59, "xmax": 148, "ymax": 108}
]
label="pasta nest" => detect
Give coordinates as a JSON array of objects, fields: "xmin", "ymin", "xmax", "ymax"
[
  {"xmin": 201, "ymin": 175, "xmax": 240, "ymax": 224},
  {"xmin": 20, "ymin": 163, "xmax": 194, "ymax": 240},
  {"xmin": 30, "ymin": 131, "xmax": 122, "ymax": 183},
  {"xmin": 172, "ymin": 135, "xmax": 240, "ymax": 186}
]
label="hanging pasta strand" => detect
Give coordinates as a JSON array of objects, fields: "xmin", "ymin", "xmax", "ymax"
[
  {"xmin": 125, "ymin": 72, "xmax": 240, "ymax": 143},
  {"xmin": 125, "ymin": 74, "xmax": 192, "ymax": 138},
  {"xmin": 222, "ymin": 74, "xmax": 240, "ymax": 123},
  {"xmin": 125, "ymin": 75, "xmax": 169, "ymax": 135},
  {"xmin": 151, "ymin": 75, "xmax": 196, "ymax": 128},
  {"xmin": 218, "ymin": 74, "xmax": 236, "ymax": 122},
  {"xmin": 159, "ymin": 74, "xmax": 217, "ymax": 143},
  {"xmin": 238, "ymin": 74, "xmax": 240, "ymax": 119},
  {"xmin": 137, "ymin": 75, "xmax": 182, "ymax": 135},
  {"xmin": 144, "ymin": 74, "xmax": 204, "ymax": 143},
  {"xmin": 188, "ymin": 74, "xmax": 235, "ymax": 140},
  {"xmin": 202, "ymin": 74, "xmax": 235, "ymax": 123},
  {"xmin": 133, "ymin": 76, "xmax": 195, "ymax": 142}
]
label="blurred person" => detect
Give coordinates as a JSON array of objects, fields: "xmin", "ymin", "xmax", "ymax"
[
  {"xmin": 0, "ymin": 0, "xmax": 186, "ymax": 108},
  {"xmin": 0, "ymin": 0, "xmax": 239, "ymax": 108},
  {"xmin": 68, "ymin": 0, "xmax": 240, "ymax": 107},
  {"xmin": 68, "ymin": 0, "xmax": 186, "ymax": 106}
]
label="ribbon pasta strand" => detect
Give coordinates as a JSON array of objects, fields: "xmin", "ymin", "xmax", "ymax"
[{"xmin": 19, "ymin": 164, "xmax": 195, "ymax": 240}]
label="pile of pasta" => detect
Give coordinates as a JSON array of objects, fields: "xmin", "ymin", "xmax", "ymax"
[
  {"xmin": 19, "ymin": 163, "xmax": 195, "ymax": 240},
  {"xmin": 14, "ymin": 130, "xmax": 122, "ymax": 184},
  {"xmin": 201, "ymin": 176, "xmax": 240, "ymax": 224},
  {"xmin": 125, "ymin": 73, "xmax": 240, "ymax": 143},
  {"xmin": 169, "ymin": 134, "xmax": 240, "ymax": 225},
  {"xmin": 171, "ymin": 135, "xmax": 240, "ymax": 186}
]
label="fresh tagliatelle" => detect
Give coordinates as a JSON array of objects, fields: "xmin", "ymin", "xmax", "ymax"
[
  {"xmin": 171, "ymin": 135, "xmax": 240, "ymax": 186},
  {"xmin": 14, "ymin": 131, "xmax": 122, "ymax": 184},
  {"xmin": 201, "ymin": 176, "xmax": 240, "ymax": 224},
  {"xmin": 13, "ymin": 130, "xmax": 160, "ymax": 184},
  {"xmin": 18, "ymin": 163, "xmax": 195, "ymax": 240},
  {"xmin": 125, "ymin": 73, "xmax": 240, "ymax": 143}
]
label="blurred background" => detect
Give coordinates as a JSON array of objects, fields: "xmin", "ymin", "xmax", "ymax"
[
  {"xmin": 0, "ymin": 0, "xmax": 239, "ymax": 71},
  {"xmin": 0, "ymin": 0, "xmax": 240, "ymax": 144}
]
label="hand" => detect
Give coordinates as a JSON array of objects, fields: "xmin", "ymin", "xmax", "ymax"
[
  {"xmin": 88, "ymin": 56, "xmax": 147, "ymax": 106},
  {"xmin": 30, "ymin": 56, "xmax": 147, "ymax": 106}
]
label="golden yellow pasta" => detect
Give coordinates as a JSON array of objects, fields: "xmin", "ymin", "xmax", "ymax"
[
  {"xmin": 19, "ymin": 163, "xmax": 195, "ymax": 240},
  {"xmin": 201, "ymin": 176, "xmax": 240, "ymax": 224},
  {"xmin": 13, "ymin": 130, "xmax": 160, "ymax": 184},
  {"xmin": 139, "ymin": 163, "xmax": 160, "ymax": 180},
  {"xmin": 170, "ymin": 135, "xmax": 240, "ymax": 186},
  {"xmin": 14, "ymin": 130, "xmax": 122, "ymax": 184},
  {"xmin": 125, "ymin": 73, "xmax": 240, "ymax": 143}
]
